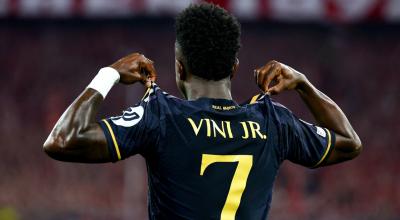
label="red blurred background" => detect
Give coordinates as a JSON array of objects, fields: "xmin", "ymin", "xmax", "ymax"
[{"xmin": 0, "ymin": 0, "xmax": 399, "ymax": 219}]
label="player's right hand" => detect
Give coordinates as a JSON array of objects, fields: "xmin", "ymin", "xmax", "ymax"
[{"xmin": 110, "ymin": 53, "xmax": 157, "ymax": 87}]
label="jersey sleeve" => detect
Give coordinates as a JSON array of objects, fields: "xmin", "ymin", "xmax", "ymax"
[
  {"xmin": 276, "ymin": 103, "xmax": 335, "ymax": 168},
  {"xmin": 98, "ymin": 87, "xmax": 160, "ymax": 162}
]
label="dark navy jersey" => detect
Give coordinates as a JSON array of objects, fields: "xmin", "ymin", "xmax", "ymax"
[{"xmin": 99, "ymin": 84, "xmax": 335, "ymax": 220}]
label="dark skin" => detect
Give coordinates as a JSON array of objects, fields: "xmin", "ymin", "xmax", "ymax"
[
  {"xmin": 43, "ymin": 53, "xmax": 156, "ymax": 162},
  {"xmin": 255, "ymin": 60, "xmax": 362, "ymax": 165},
  {"xmin": 44, "ymin": 48, "xmax": 362, "ymax": 166}
]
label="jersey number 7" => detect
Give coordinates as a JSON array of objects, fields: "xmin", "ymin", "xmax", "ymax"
[{"xmin": 200, "ymin": 154, "xmax": 253, "ymax": 220}]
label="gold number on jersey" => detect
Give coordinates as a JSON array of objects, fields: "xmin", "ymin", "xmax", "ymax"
[{"xmin": 200, "ymin": 154, "xmax": 253, "ymax": 220}]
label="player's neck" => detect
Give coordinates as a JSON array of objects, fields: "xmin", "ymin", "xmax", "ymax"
[{"xmin": 184, "ymin": 76, "xmax": 233, "ymax": 101}]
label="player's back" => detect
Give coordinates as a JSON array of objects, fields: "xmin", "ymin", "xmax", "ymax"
[
  {"xmin": 146, "ymin": 88, "xmax": 279, "ymax": 220},
  {"xmin": 99, "ymin": 84, "xmax": 334, "ymax": 220}
]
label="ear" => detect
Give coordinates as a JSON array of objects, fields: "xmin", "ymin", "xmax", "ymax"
[
  {"xmin": 175, "ymin": 59, "xmax": 187, "ymax": 81},
  {"xmin": 230, "ymin": 58, "xmax": 239, "ymax": 79}
]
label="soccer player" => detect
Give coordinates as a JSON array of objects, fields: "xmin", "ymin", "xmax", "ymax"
[{"xmin": 43, "ymin": 3, "xmax": 362, "ymax": 220}]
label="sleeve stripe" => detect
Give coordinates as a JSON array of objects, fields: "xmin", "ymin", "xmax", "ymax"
[
  {"xmin": 102, "ymin": 119, "xmax": 122, "ymax": 160},
  {"xmin": 249, "ymin": 94, "xmax": 260, "ymax": 104},
  {"xmin": 312, "ymin": 128, "xmax": 332, "ymax": 168}
]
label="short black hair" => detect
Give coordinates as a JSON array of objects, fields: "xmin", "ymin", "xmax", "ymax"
[{"xmin": 175, "ymin": 3, "xmax": 241, "ymax": 81}]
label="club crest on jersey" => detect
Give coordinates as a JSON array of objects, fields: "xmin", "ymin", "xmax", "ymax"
[
  {"xmin": 111, "ymin": 106, "xmax": 144, "ymax": 127},
  {"xmin": 316, "ymin": 126, "xmax": 326, "ymax": 138}
]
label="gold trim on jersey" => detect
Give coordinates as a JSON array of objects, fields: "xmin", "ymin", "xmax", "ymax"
[
  {"xmin": 102, "ymin": 119, "xmax": 122, "ymax": 160},
  {"xmin": 141, "ymin": 87, "xmax": 151, "ymax": 101},
  {"xmin": 312, "ymin": 128, "xmax": 332, "ymax": 168},
  {"xmin": 249, "ymin": 94, "xmax": 260, "ymax": 104}
]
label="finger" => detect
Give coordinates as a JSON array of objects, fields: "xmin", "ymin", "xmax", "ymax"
[
  {"xmin": 263, "ymin": 62, "xmax": 281, "ymax": 92},
  {"xmin": 267, "ymin": 75, "xmax": 285, "ymax": 95},
  {"xmin": 127, "ymin": 52, "xmax": 141, "ymax": 59},
  {"xmin": 144, "ymin": 56, "xmax": 154, "ymax": 64},
  {"xmin": 267, "ymin": 82, "xmax": 285, "ymax": 95},
  {"xmin": 146, "ymin": 61, "xmax": 157, "ymax": 80},
  {"xmin": 140, "ymin": 61, "xmax": 157, "ymax": 82},
  {"xmin": 144, "ymin": 63, "xmax": 157, "ymax": 81},
  {"xmin": 134, "ymin": 72, "xmax": 150, "ymax": 86},
  {"xmin": 255, "ymin": 64, "xmax": 273, "ymax": 91},
  {"xmin": 144, "ymin": 79, "xmax": 152, "ymax": 88}
]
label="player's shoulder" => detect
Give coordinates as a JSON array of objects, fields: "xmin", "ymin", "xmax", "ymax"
[
  {"xmin": 242, "ymin": 93, "xmax": 295, "ymax": 122},
  {"xmin": 152, "ymin": 83, "xmax": 186, "ymax": 104},
  {"xmin": 140, "ymin": 83, "xmax": 190, "ymax": 114},
  {"xmin": 141, "ymin": 83, "xmax": 177, "ymax": 103},
  {"xmin": 241, "ymin": 93, "xmax": 287, "ymax": 110}
]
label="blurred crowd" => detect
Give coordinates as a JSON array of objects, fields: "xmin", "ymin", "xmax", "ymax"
[
  {"xmin": 0, "ymin": 18, "xmax": 399, "ymax": 220},
  {"xmin": 2, "ymin": 0, "xmax": 400, "ymax": 22}
]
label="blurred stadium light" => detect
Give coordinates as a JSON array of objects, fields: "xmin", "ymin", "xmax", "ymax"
[{"xmin": 1, "ymin": 0, "xmax": 400, "ymax": 21}]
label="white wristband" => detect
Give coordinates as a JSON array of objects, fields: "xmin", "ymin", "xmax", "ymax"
[{"xmin": 87, "ymin": 67, "xmax": 120, "ymax": 98}]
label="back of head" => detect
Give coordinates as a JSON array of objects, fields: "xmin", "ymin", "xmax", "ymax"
[{"xmin": 175, "ymin": 3, "xmax": 241, "ymax": 81}]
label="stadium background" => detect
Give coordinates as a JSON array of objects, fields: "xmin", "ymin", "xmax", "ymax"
[{"xmin": 1, "ymin": 0, "xmax": 399, "ymax": 219}]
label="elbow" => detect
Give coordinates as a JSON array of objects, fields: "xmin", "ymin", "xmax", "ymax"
[
  {"xmin": 353, "ymin": 137, "xmax": 363, "ymax": 156},
  {"xmin": 347, "ymin": 135, "xmax": 363, "ymax": 160},
  {"xmin": 43, "ymin": 134, "xmax": 73, "ymax": 160},
  {"xmin": 43, "ymin": 135, "xmax": 63, "ymax": 159}
]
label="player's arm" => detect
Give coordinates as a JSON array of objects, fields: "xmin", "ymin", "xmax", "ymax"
[
  {"xmin": 255, "ymin": 61, "xmax": 362, "ymax": 166},
  {"xmin": 43, "ymin": 53, "xmax": 156, "ymax": 163}
]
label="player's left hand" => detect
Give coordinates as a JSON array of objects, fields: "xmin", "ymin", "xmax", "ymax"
[{"xmin": 255, "ymin": 60, "xmax": 306, "ymax": 95}]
